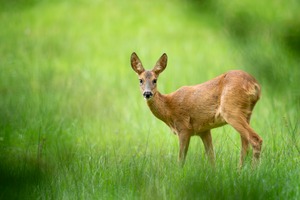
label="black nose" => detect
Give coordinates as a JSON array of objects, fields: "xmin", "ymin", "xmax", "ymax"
[{"xmin": 143, "ymin": 91, "xmax": 153, "ymax": 99}]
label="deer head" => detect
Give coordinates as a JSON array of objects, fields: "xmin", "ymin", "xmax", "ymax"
[{"xmin": 131, "ymin": 52, "xmax": 168, "ymax": 100}]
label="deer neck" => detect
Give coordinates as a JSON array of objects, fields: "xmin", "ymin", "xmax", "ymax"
[{"xmin": 146, "ymin": 91, "xmax": 169, "ymax": 124}]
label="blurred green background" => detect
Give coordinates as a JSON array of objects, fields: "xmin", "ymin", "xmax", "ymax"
[{"xmin": 0, "ymin": 0, "xmax": 299, "ymax": 199}]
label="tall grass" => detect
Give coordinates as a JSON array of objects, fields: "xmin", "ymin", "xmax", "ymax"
[{"xmin": 0, "ymin": 0, "xmax": 299, "ymax": 199}]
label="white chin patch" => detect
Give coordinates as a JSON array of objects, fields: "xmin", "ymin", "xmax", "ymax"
[{"xmin": 144, "ymin": 96, "xmax": 153, "ymax": 100}]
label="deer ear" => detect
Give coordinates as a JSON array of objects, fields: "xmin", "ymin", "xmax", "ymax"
[
  {"xmin": 153, "ymin": 53, "xmax": 167, "ymax": 75},
  {"xmin": 131, "ymin": 52, "xmax": 145, "ymax": 75}
]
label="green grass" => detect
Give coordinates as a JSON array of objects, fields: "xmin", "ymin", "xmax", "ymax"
[{"xmin": 0, "ymin": 0, "xmax": 299, "ymax": 199}]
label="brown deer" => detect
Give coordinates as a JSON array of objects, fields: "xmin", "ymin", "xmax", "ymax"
[{"xmin": 130, "ymin": 52, "xmax": 263, "ymax": 167}]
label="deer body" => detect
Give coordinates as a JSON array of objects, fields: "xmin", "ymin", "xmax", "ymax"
[
  {"xmin": 131, "ymin": 52, "xmax": 263, "ymax": 167},
  {"xmin": 147, "ymin": 75, "xmax": 227, "ymax": 134}
]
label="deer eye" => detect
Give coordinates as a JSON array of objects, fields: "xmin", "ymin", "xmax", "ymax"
[
  {"xmin": 139, "ymin": 79, "xmax": 143, "ymax": 84},
  {"xmin": 153, "ymin": 79, "xmax": 157, "ymax": 84}
]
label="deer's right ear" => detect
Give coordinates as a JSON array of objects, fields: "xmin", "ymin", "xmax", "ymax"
[{"xmin": 131, "ymin": 52, "xmax": 145, "ymax": 75}]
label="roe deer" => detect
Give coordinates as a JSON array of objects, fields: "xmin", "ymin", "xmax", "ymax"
[{"xmin": 130, "ymin": 52, "xmax": 263, "ymax": 167}]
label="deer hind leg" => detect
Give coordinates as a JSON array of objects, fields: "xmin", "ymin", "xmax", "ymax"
[
  {"xmin": 240, "ymin": 137, "xmax": 249, "ymax": 167},
  {"xmin": 239, "ymin": 113, "xmax": 259, "ymax": 167},
  {"xmin": 199, "ymin": 130, "xmax": 215, "ymax": 165},
  {"xmin": 225, "ymin": 115, "xmax": 263, "ymax": 166}
]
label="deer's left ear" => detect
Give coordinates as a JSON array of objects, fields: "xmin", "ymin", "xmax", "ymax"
[{"xmin": 152, "ymin": 53, "xmax": 167, "ymax": 75}]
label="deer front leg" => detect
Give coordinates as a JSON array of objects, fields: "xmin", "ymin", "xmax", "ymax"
[
  {"xmin": 178, "ymin": 133, "xmax": 191, "ymax": 167},
  {"xmin": 200, "ymin": 130, "xmax": 215, "ymax": 166}
]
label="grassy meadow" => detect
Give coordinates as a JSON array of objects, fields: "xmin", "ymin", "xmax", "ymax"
[{"xmin": 0, "ymin": 0, "xmax": 300, "ymax": 199}]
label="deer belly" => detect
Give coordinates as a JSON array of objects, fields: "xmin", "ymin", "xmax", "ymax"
[{"xmin": 192, "ymin": 115, "xmax": 227, "ymax": 132}]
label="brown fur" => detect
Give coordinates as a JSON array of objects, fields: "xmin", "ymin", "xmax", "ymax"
[{"xmin": 131, "ymin": 52, "xmax": 263, "ymax": 167}]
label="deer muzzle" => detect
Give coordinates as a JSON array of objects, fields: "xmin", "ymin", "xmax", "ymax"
[{"xmin": 143, "ymin": 91, "xmax": 153, "ymax": 100}]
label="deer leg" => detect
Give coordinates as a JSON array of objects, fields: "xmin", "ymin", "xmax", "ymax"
[
  {"xmin": 226, "ymin": 117, "xmax": 263, "ymax": 166},
  {"xmin": 239, "ymin": 116, "xmax": 253, "ymax": 167},
  {"xmin": 200, "ymin": 130, "xmax": 215, "ymax": 165},
  {"xmin": 178, "ymin": 133, "xmax": 191, "ymax": 167},
  {"xmin": 240, "ymin": 137, "xmax": 249, "ymax": 167}
]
